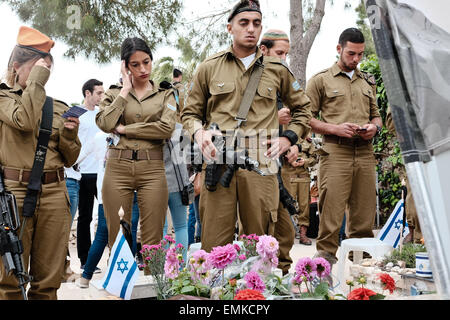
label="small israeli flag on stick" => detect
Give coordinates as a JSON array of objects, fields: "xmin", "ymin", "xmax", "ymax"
[
  {"xmin": 377, "ymin": 199, "xmax": 410, "ymax": 249},
  {"xmin": 101, "ymin": 208, "xmax": 138, "ymax": 300}
]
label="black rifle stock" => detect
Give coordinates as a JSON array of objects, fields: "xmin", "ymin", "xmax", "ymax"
[{"xmin": 0, "ymin": 171, "xmax": 31, "ymax": 299}]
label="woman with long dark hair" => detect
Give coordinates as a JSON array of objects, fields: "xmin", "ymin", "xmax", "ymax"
[{"xmin": 96, "ymin": 37, "xmax": 177, "ymax": 249}]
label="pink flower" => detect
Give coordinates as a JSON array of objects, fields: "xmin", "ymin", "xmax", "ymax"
[
  {"xmin": 234, "ymin": 244, "xmax": 241, "ymax": 252},
  {"xmin": 313, "ymin": 257, "xmax": 331, "ymax": 278},
  {"xmin": 189, "ymin": 250, "xmax": 212, "ymax": 284},
  {"xmin": 244, "ymin": 271, "xmax": 266, "ymax": 292},
  {"xmin": 295, "ymin": 257, "xmax": 317, "ymax": 281},
  {"xmin": 164, "ymin": 235, "xmax": 175, "ymax": 244},
  {"xmin": 256, "ymin": 235, "xmax": 279, "ymax": 262},
  {"xmin": 239, "ymin": 254, "xmax": 247, "ymax": 261},
  {"xmin": 209, "ymin": 244, "xmax": 237, "ymax": 270},
  {"xmin": 164, "ymin": 247, "xmax": 180, "ymax": 279}
]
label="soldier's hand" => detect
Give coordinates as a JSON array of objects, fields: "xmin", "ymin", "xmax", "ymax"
[
  {"xmin": 114, "ymin": 124, "xmax": 126, "ymax": 135},
  {"xmin": 194, "ymin": 129, "xmax": 221, "ymax": 162},
  {"xmin": 120, "ymin": 60, "xmax": 133, "ymax": 98},
  {"xmin": 358, "ymin": 123, "xmax": 377, "ymax": 140},
  {"xmin": 278, "ymin": 107, "xmax": 292, "ymax": 125},
  {"xmin": 334, "ymin": 123, "xmax": 360, "ymax": 138},
  {"xmin": 64, "ymin": 117, "xmax": 79, "ymax": 130},
  {"xmin": 285, "ymin": 144, "xmax": 299, "ymax": 164},
  {"xmin": 292, "ymin": 158, "xmax": 305, "ymax": 168},
  {"xmin": 264, "ymin": 137, "xmax": 291, "ymax": 159},
  {"xmin": 35, "ymin": 58, "xmax": 51, "ymax": 71}
]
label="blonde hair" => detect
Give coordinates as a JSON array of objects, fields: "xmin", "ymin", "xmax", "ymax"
[{"xmin": 3, "ymin": 46, "xmax": 53, "ymax": 87}]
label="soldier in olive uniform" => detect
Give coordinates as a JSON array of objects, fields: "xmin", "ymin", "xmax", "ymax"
[
  {"xmin": 306, "ymin": 28, "xmax": 382, "ymax": 266},
  {"xmin": 0, "ymin": 26, "xmax": 81, "ymax": 299},
  {"xmin": 290, "ymin": 136, "xmax": 318, "ymax": 245},
  {"xmin": 385, "ymin": 107, "xmax": 422, "ymax": 243},
  {"xmin": 96, "ymin": 37, "xmax": 177, "ymax": 248},
  {"xmin": 172, "ymin": 68, "xmax": 185, "ymax": 112},
  {"xmin": 259, "ymin": 29, "xmax": 302, "ymax": 274},
  {"xmin": 182, "ymin": 0, "xmax": 311, "ymax": 252}
]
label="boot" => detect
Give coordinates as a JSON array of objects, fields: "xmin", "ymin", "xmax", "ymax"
[
  {"xmin": 403, "ymin": 226, "xmax": 414, "ymax": 244},
  {"xmin": 299, "ymin": 225, "xmax": 312, "ymax": 246}
]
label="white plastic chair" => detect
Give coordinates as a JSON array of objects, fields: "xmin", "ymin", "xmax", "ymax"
[{"xmin": 337, "ymin": 238, "xmax": 393, "ymax": 286}]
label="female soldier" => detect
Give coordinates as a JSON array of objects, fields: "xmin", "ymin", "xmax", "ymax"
[
  {"xmin": 96, "ymin": 37, "xmax": 177, "ymax": 248},
  {"xmin": 0, "ymin": 26, "xmax": 81, "ymax": 300}
]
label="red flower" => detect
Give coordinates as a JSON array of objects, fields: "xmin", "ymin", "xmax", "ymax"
[
  {"xmin": 378, "ymin": 273, "xmax": 396, "ymax": 294},
  {"xmin": 234, "ymin": 289, "xmax": 266, "ymax": 300},
  {"xmin": 347, "ymin": 288, "xmax": 377, "ymax": 300}
]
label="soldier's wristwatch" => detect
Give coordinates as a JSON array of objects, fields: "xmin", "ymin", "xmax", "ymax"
[{"xmin": 375, "ymin": 124, "xmax": 382, "ymax": 135}]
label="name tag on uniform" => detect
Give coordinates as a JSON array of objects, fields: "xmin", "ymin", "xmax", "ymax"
[{"xmin": 167, "ymin": 103, "xmax": 176, "ymax": 112}]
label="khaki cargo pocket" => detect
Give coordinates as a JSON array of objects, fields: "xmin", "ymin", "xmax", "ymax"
[
  {"xmin": 267, "ymin": 209, "xmax": 278, "ymax": 236},
  {"xmin": 257, "ymin": 82, "xmax": 276, "ymax": 100},
  {"xmin": 209, "ymin": 81, "xmax": 235, "ymax": 95}
]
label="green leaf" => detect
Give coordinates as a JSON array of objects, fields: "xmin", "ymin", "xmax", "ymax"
[
  {"xmin": 314, "ymin": 282, "xmax": 329, "ymax": 297},
  {"xmin": 180, "ymin": 286, "xmax": 195, "ymax": 294},
  {"xmin": 370, "ymin": 293, "xmax": 386, "ymax": 300}
]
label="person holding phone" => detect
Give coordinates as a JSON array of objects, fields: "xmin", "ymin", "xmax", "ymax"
[
  {"xmin": 96, "ymin": 37, "xmax": 177, "ymax": 250},
  {"xmin": 306, "ymin": 28, "xmax": 382, "ymax": 276},
  {"xmin": 0, "ymin": 26, "xmax": 81, "ymax": 299}
]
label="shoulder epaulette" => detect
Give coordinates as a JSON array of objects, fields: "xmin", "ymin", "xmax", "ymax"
[
  {"xmin": 109, "ymin": 83, "xmax": 122, "ymax": 90},
  {"xmin": 0, "ymin": 83, "xmax": 11, "ymax": 90},
  {"xmin": 361, "ymin": 71, "xmax": 376, "ymax": 86},
  {"xmin": 264, "ymin": 56, "xmax": 296, "ymax": 76},
  {"xmin": 159, "ymin": 80, "xmax": 173, "ymax": 90},
  {"xmin": 311, "ymin": 68, "xmax": 329, "ymax": 78},
  {"xmin": 204, "ymin": 50, "xmax": 228, "ymax": 62},
  {"xmin": 54, "ymin": 99, "xmax": 70, "ymax": 108}
]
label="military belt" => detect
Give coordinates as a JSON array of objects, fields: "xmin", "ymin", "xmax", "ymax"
[
  {"xmin": 2, "ymin": 167, "xmax": 64, "ymax": 184},
  {"xmin": 324, "ymin": 135, "xmax": 371, "ymax": 147},
  {"xmin": 106, "ymin": 149, "xmax": 163, "ymax": 161}
]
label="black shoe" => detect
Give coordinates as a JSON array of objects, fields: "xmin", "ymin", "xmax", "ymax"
[{"xmin": 194, "ymin": 236, "xmax": 201, "ymax": 243}]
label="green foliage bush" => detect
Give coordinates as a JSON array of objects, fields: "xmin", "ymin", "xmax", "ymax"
[{"xmin": 360, "ymin": 55, "xmax": 405, "ymax": 225}]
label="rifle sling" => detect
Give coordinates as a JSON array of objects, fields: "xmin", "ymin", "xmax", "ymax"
[
  {"xmin": 22, "ymin": 96, "xmax": 53, "ymax": 218},
  {"xmin": 235, "ymin": 56, "xmax": 264, "ymax": 126}
]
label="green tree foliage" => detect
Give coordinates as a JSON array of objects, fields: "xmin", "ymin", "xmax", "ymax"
[
  {"xmin": 354, "ymin": 0, "xmax": 376, "ymax": 57},
  {"xmin": 1, "ymin": 0, "xmax": 183, "ymax": 63},
  {"xmin": 360, "ymin": 55, "xmax": 404, "ymax": 223},
  {"xmin": 152, "ymin": 57, "xmax": 175, "ymax": 84}
]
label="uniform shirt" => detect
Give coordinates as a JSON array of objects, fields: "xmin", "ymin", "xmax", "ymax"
[
  {"xmin": 76, "ymin": 106, "xmax": 101, "ymax": 174},
  {"xmin": 182, "ymin": 46, "xmax": 311, "ymax": 140},
  {"xmin": 96, "ymin": 81, "xmax": 177, "ymax": 152},
  {"xmin": 306, "ymin": 62, "xmax": 380, "ymax": 127},
  {"xmin": 0, "ymin": 66, "xmax": 81, "ymax": 171}
]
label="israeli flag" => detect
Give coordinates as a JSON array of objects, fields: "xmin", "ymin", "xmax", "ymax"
[
  {"xmin": 377, "ymin": 199, "xmax": 410, "ymax": 248},
  {"xmin": 101, "ymin": 229, "xmax": 138, "ymax": 300}
]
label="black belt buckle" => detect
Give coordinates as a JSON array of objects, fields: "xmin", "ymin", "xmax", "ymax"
[{"xmin": 132, "ymin": 150, "xmax": 138, "ymax": 161}]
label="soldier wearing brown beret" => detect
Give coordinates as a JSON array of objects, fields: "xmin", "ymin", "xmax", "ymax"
[{"xmin": 0, "ymin": 26, "xmax": 81, "ymax": 299}]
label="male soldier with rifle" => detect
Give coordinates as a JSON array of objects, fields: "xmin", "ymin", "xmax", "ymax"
[{"xmin": 182, "ymin": 0, "xmax": 311, "ymax": 252}]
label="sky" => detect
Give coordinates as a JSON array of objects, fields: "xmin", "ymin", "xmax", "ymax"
[{"xmin": 0, "ymin": 0, "xmax": 363, "ymax": 104}]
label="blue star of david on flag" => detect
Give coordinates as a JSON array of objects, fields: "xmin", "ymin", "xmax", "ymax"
[
  {"xmin": 101, "ymin": 229, "xmax": 139, "ymax": 300},
  {"xmin": 117, "ymin": 258, "xmax": 129, "ymax": 274},
  {"xmin": 377, "ymin": 199, "xmax": 409, "ymax": 248}
]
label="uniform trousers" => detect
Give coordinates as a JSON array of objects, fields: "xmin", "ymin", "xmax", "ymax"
[
  {"xmin": 274, "ymin": 168, "xmax": 296, "ymax": 274},
  {"xmin": 316, "ymin": 142, "xmax": 377, "ymax": 262},
  {"xmin": 102, "ymin": 158, "xmax": 168, "ymax": 248},
  {"xmin": 199, "ymin": 168, "xmax": 279, "ymax": 253},
  {"xmin": 0, "ymin": 180, "xmax": 71, "ymax": 300}
]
